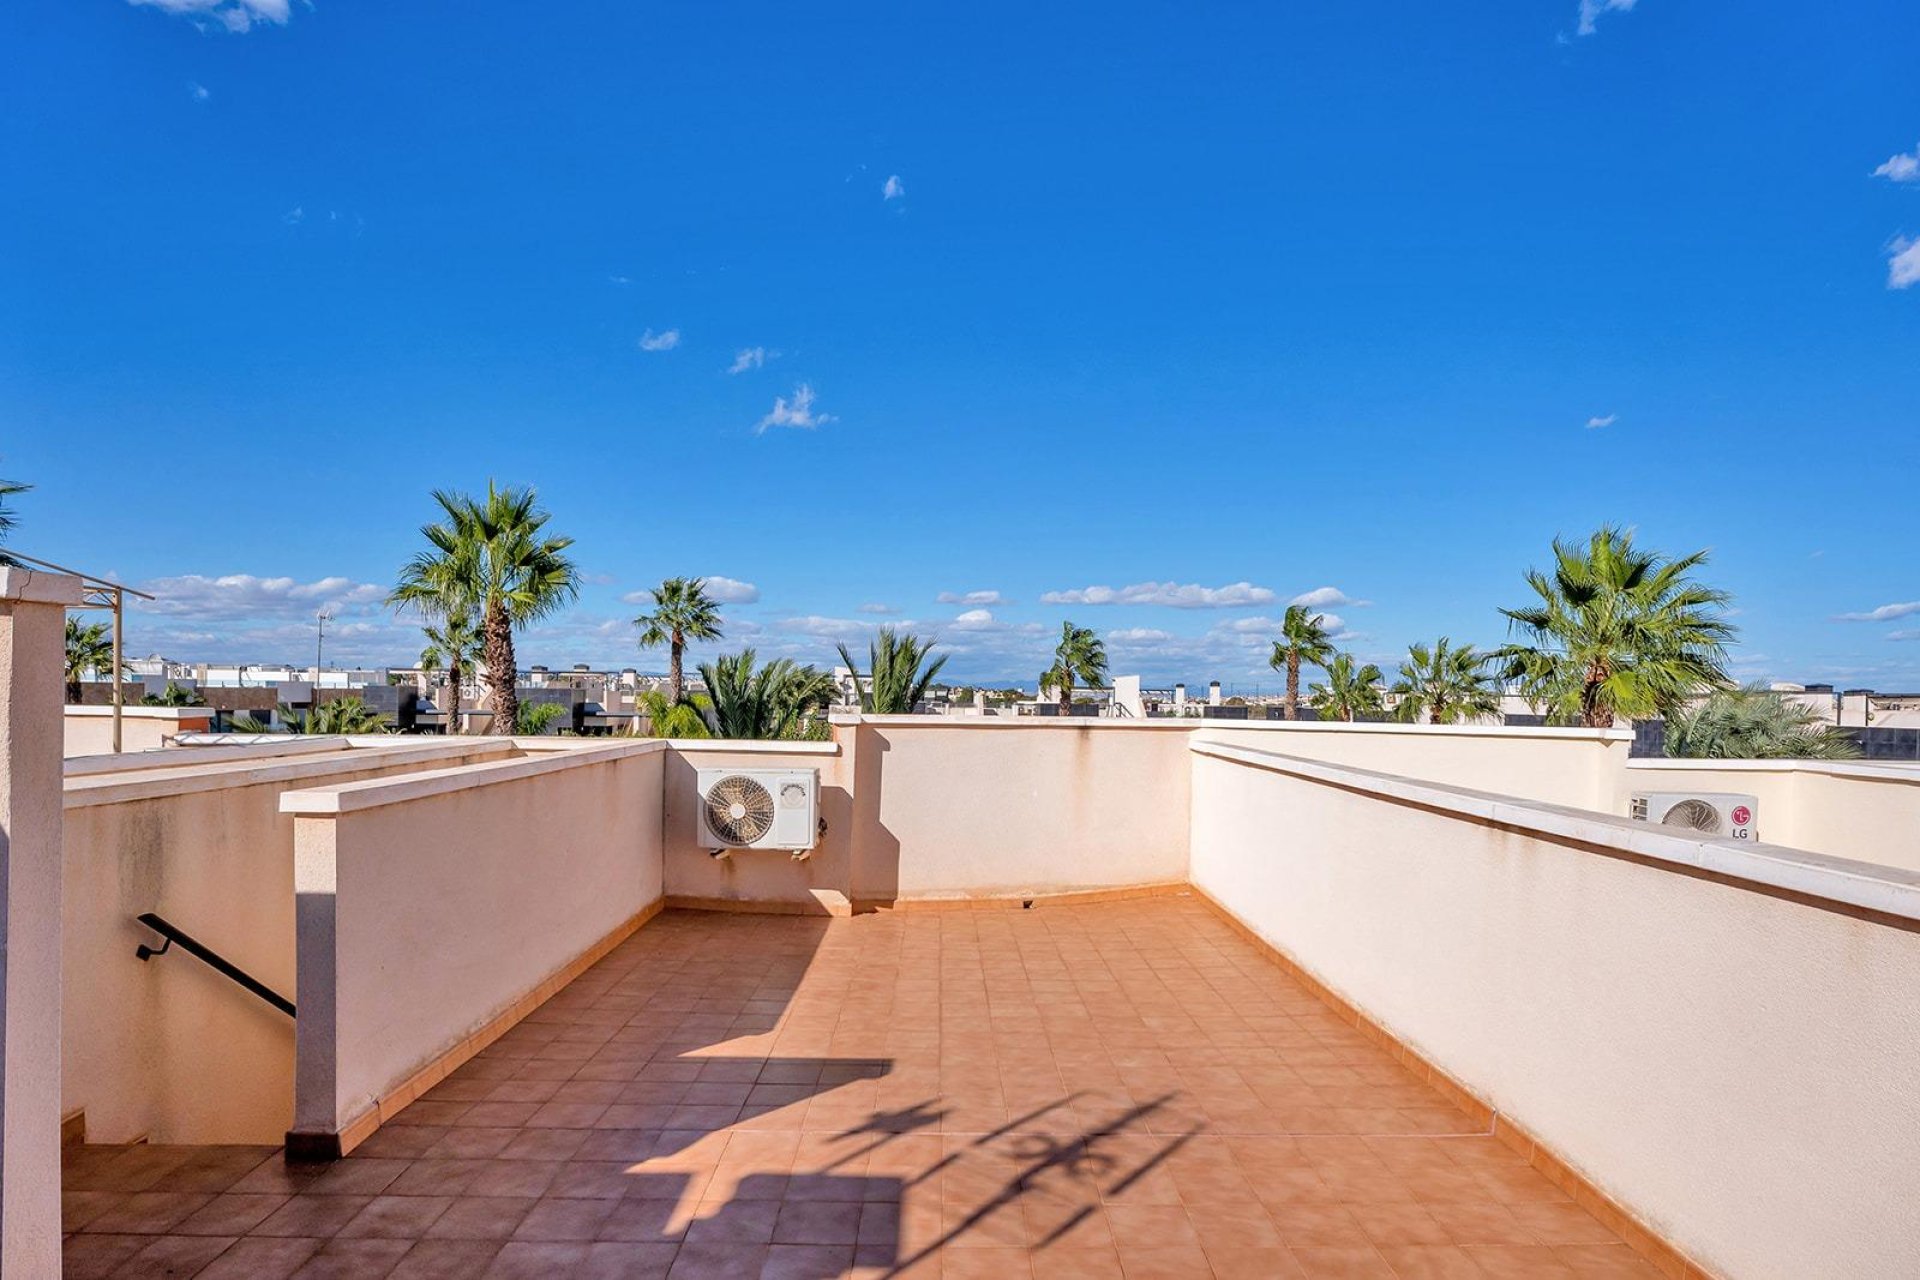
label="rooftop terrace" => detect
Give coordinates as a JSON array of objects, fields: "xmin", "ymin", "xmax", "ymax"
[
  {"xmin": 62, "ymin": 901, "xmax": 1656, "ymax": 1280},
  {"xmin": 3, "ymin": 577, "xmax": 1917, "ymax": 1278}
]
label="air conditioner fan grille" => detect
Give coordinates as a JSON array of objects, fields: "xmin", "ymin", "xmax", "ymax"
[
  {"xmin": 704, "ymin": 775, "xmax": 776, "ymax": 845},
  {"xmin": 1660, "ymin": 798, "xmax": 1723, "ymax": 834}
]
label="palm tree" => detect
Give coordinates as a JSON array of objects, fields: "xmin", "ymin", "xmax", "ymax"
[
  {"xmin": 391, "ymin": 483, "xmax": 579, "ymax": 736},
  {"xmin": 1390, "ymin": 637, "xmax": 1501, "ymax": 725},
  {"xmin": 698, "ymin": 650, "xmax": 835, "ymax": 740},
  {"xmin": 1043, "ymin": 622, "xmax": 1108, "ymax": 716},
  {"xmin": 139, "ymin": 682, "xmax": 205, "ymax": 707},
  {"xmin": 1270, "ymin": 604, "xmax": 1338, "ymax": 721},
  {"xmin": 1666, "ymin": 688, "xmax": 1861, "ymax": 760},
  {"xmin": 414, "ymin": 606, "xmax": 483, "ymax": 733},
  {"xmin": 64, "ymin": 617, "xmax": 117, "ymax": 704},
  {"xmin": 837, "ymin": 628, "xmax": 948, "ymax": 714},
  {"xmin": 633, "ymin": 689, "xmax": 713, "ymax": 740},
  {"xmin": 0, "ymin": 478, "xmax": 27, "ymax": 562},
  {"xmin": 1308, "ymin": 652, "xmax": 1385, "ymax": 723},
  {"xmin": 237, "ymin": 697, "xmax": 389, "ymax": 735},
  {"xmin": 776, "ymin": 666, "xmax": 840, "ymax": 739},
  {"xmin": 514, "ymin": 701, "xmax": 569, "ymax": 735},
  {"xmin": 313, "ymin": 698, "xmax": 392, "ymax": 734},
  {"xmin": 1496, "ymin": 526, "xmax": 1735, "ymax": 728},
  {"xmin": 633, "ymin": 577, "xmax": 725, "ymax": 705}
]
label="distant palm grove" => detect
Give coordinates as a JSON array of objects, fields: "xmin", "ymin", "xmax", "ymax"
[{"xmin": 374, "ymin": 484, "xmax": 1831, "ymax": 756}]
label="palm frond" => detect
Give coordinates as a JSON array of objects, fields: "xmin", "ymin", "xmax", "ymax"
[
  {"xmin": 840, "ymin": 628, "xmax": 946, "ymax": 714},
  {"xmin": 1666, "ymin": 688, "xmax": 1860, "ymax": 760},
  {"xmin": 1497, "ymin": 526, "xmax": 1734, "ymax": 726},
  {"xmin": 698, "ymin": 650, "xmax": 834, "ymax": 739}
]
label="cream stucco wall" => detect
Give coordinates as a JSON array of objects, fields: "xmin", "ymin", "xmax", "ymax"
[
  {"xmin": 652, "ymin": 720, "xmax": 1631, "ymax": 908},
  {"xmin": 850, "ymin": 720, "xmax": 1192, "ymax": 901},
  {"xmin": 661, "ymin": 740, "xmax": 850, "ymax": 911},
  {"xmin": 64, "ymin": 706, "xmax": 214, "ymax": 757},
  {"xmin": 61, "ymin": 739, "xmax": 511, "ymax": 1144},
  {"xmin": 1197, "ymin": 719, "xmax": 1631, "ymax": 811},
  {"xmin": 1189, "ymin": 741, "xmax": 1920, "ymax": 1280},
  {"xmin": 286, "ymin": 742, "xmax": 665, "ymax": 1142}
]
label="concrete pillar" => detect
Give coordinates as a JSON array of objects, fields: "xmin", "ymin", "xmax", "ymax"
[
  {"xmin": 0, "ymin": 567, "xmax": 82, "ymax": 1275},
  {"xmin": 1208, "ymin": 681, "xmax": 1222, "ymax": 707}
]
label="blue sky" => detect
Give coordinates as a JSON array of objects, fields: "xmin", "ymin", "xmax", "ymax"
[{"xmin": 4, "ymin": 1, "xmax": 1918, "ymax": 689}]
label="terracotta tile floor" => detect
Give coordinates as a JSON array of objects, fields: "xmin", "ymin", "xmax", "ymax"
[{"xmin": 63, "ymin": 899, "xmax": 1658, "ymax": 1278}]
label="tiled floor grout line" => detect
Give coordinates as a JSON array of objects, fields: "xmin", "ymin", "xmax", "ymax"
[{"xmin": 62, "ymin": 902, "xmax": 1660, "ymax": 1279}]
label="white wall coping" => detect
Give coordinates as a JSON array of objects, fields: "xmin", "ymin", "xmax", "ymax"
[
  {"xmin": 829, "ymin": 713, "xmax": 1196, "ymax": 730},
  {"xmin": 665, "ymin": 739, "xmax": 840, "ymax": 756},
  {"xmin": 1190, "ymin": 739, "xmax": 1920, "ymax": 926},
  {"xmin": 64, "ymin": 735, "xmax": 349, "ymax": 776},
  {"xmin": 174, "ymin": 733, "xmax": 416, "ymax": 747},
  {"xmin": 834, "ymin": 713, "xmax": 1631, "ymax": 743},
  {"xmin": 1193, "ymin": 719, "xmax": 1633, "ymax": 742},
  {"xmin": 64, "ymin": 705, "xmax": 212, "ymax": 721},
  {"xmin": 0, "ymin": 565, "xmax": 85, "ymax": 605},
  {"xmin": 1627, "ymin": 757, "xmax": 1920, "ymax": 785},
  {"xmin": 64, "ymin": 739, "xmax": 515, "ymax": 810},
  {"xmin": 281, "ymin": 739, "xmax": 667, "ymax": 816}
]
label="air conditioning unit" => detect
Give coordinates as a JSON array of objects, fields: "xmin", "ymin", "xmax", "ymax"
[
  {"xmin": 1629, "ymin": 792, "xmax": 1758, "ymax": 841},
  {"xmin": 696, "ymin": 768, "xmax": 820, "ymax": 858}
]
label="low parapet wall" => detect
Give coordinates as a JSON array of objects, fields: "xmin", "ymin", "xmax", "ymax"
[
  {"xmin": 1189, "ymin": 739, "xmax": 1920, "ymax": 1280},
  {"xmin": 61, "ymin": 738, "xmax": 512, "ymax": 1144},
  {"xmin": 282, "ymin": 740, "xmax": 666, "ymax": 1156},
  {"xmin": 651, "ymin": 717, "xmax": 1645, "ymax": 911},
  {"xmin": 63, "ymin": 705, "xmax": 213, "ymax": 757}
]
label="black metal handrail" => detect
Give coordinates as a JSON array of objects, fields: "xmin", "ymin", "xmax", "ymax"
[{"xmin": 134, "ymin": 912, "xmax": 296, "ymax": 1017}]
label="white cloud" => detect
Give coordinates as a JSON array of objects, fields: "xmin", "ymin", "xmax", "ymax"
[
  {"xmin": 699, "ymin": 576, "xmax": 760, "ymax": 604},
  {"xmin": 775, "ymin": 614, "xmax": 874, "ymax": 639},
  {"xmin": 1218, "ymin": 616, "xmax": 1281, "ymax": 635},
  {"xmin": 133, "ymin": 573, "xmax": 386, "ymax": 621},
  {"xmin": 282, "ymin": 206, "xmax": 304, "ymax": 225},
  {"xmin": 1107, "ymin": 628, "xmax": 1175, "ymax": 643},
  {"xmin": 756, "ymin": 384, "xmax": 834, "ymax": 433},
  {"xmin": 1834, "ymin": 601, "xmax": 1920, "ymax": 622},
  {"xmin": 1288, "ymin": 587, "xmax": 1370, "ymax": 609},
  {"xmin": 188, "ymin": 81, "xmax": 211, "ymax": 102},
  {"xmin": 124, "ymin": 571, "xmax": 403, "ymax": 663},
  {"xmin": 1888, "ymin": 629, "xmax": 1920, "ymax": 642},
  {"xmin": 937, "ymin": 590, "xmax": 1006, "ymax": 606},
  {"xmin": 1576, "ymin": 0, "xmax": 1636, "ymax": 37},
  {"xmin": 130, "ymin": 0, "xmax": 291, "ymax": 33},
  {"xmin": 1040, "ymin": 580, "xmax": 1277, "ymax": 609},
  {"xmin": 638, "ymin": 328, "xmax": 681, "ymax": 352},
  {"xmin": 1873, "ymin": 146, "xmax": 1920, "ymax": 183},
  {"xmin": 727, "ymin": 347, "xmax": 774, "ymax": 374},
  {"xmin": 883, "ymin": 175, "xmax": 905, "ymax": 200},
  {"xmin": 857, "ymin": 603, "xmax": 895, "ymax": 615},
  {"xmin": 1888, "ymin": 237, "xmax": 1920, "ymax": 290},
  {"xmin": 1586, "ymin": 413, "xmax": 1617, "ymax": 429},
  {"xmin": 942, "ymin": 610, "xmax": 1044, "ymax": 637}
]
